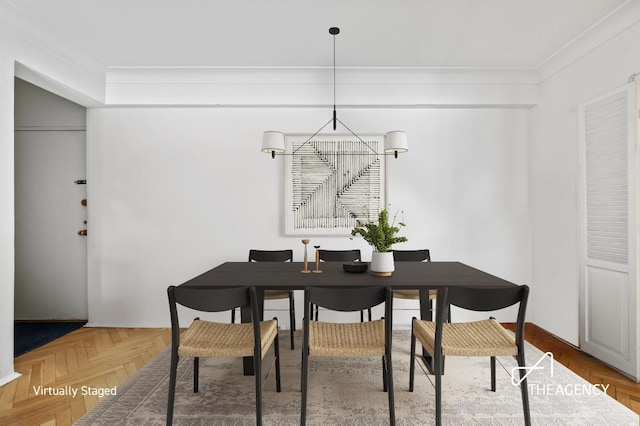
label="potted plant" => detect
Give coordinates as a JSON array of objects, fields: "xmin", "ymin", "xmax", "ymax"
[{"xmin": 351, "ymin": 209, "xmax": 408, "ymax": 276}]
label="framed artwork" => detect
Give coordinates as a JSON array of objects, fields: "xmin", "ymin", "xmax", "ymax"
[{"xmin": 284, "ymin": 134, "xmax": 386, "ymax": 235}]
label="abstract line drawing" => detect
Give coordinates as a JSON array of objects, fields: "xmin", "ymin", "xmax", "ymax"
[{"xmin": 284, "ymin": 134, "xmax": 386, "ymax": 235}]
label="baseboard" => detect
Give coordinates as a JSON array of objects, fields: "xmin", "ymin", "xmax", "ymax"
[{"xmin": 0, "ymin": 372, "xmax": 22, "ymax": 387}]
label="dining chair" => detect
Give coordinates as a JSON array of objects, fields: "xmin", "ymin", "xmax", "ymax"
[
  {"xmin": 316, "ymin": 249, "xmax": 369, "ymax": 321},
  {"xmin": 391, "ymin": 249, "xmax": 431, "ymax": 296},
  {"xmin": 231, "ymin": 249, "xmax": 296, "ymax": 350},
  {"xmin": 409, "ymin": 285, "xmax": 530, "ymax": 426},
  {"xmin": 166, "ymin": 285, "xmax": 282, "ymax": 426},
  {"xmin": 391, "ymin": 249, "xmax": 445, "ymax": 321},
  {"xmin": 301, "ymin": 286, "xmax": 395, "ymax": 425}
]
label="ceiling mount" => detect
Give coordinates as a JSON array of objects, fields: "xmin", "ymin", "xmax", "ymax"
[{"xmin": 261, "ymin": 27, "xmax": 407, "ymax": 159}]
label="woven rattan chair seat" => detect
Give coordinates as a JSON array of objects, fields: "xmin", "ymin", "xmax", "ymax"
[
  {"xmin": 178, "ymin": 319, "xmax": 278, "ymax": 359},
  {"xmin": 413, "ymin": 318, "xmax": 517, "ymax": 357},
  {"xmin": 393, "ymin": 289, "xmax": 437, "ymax": 300},
  {"xmin": 263, "ymin": 289, "xmax": 290, "ymax": 300},
  {"xmin": 309, "ymin": 319, "xmax": 386, "ymax": 357}
]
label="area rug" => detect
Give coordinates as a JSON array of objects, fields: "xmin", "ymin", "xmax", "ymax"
[
  {"xmin": 75, "ymin": 330, "xmax": 638, "ymax": 425},
  {"xmin": 14, "ymin": 321, "xmax": 86, "ymax": 357}
]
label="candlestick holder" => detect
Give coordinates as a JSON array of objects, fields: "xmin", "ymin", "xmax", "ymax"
[
  {"xmin": 313, "ymin": 245, "xmax": 322, "ymax": 273},
  {"xmin": 301, "ymin": 239, "xmax": 311, "ymax": 273}
]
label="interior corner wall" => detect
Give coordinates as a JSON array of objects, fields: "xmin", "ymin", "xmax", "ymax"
[
  {"xmin": 86, "ymin": 106, "xmax": 531, "ymax": 327},
  {"xmin": 530, "ymin": 22, "xmax": 640, "ymax": 345}
]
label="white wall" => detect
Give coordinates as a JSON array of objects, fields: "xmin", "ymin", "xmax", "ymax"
[
  {"xmin": 0, "ymin": 23, "xmax": 104, "ymax": 385},
  {"xmin": 87, "ymin": 106, "xmax": 531, "ymax": 327},
  {"xmin": 530, "ymin": 21, "xmax": 640, "ymax": 345},
  {"xmin": 0, "ymin": 56, "xmax": 19, "ymax": 386},
  {"xmin": 14, "ymin": 78, "xmax": 87, "ymax": 127}
]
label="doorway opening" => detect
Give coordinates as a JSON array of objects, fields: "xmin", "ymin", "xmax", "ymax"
[{"xmin": 14, "ymin": 77, "xmax": 88, "ymax": 355}]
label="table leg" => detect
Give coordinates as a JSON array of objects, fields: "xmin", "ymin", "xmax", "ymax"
[
  {"xmin": 242, "ymin": 289, "xmax": 265, "ymax": 375},
  {"xmin": 419, "ymin": 293, "xmax": 435, "ymax": 374}
]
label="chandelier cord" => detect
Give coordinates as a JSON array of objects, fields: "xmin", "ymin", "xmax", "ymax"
[
  {"xmin": 332, "ymin": 31, "xmax": 337, "ymax": 130},
  {"xmin": 292, "ymin": 27, "xmax": 377, "ymax": 156}
]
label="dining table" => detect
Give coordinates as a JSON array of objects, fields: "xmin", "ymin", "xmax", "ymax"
[{"xmin": 178, "ymin": 260, "xmax": 519, "ymax": 375}]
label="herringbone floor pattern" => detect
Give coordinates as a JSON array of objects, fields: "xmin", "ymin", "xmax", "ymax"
[
  {"xmin": 0, "ymin": 323, "xmax": 639, "ymax": 425},
  {"xmin": 0, "ymin": 327, "xmax": 171, "ymax": 426}
]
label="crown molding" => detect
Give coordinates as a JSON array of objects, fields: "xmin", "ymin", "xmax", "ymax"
[
  {"xmin": 0, "ymin": 1, "xmax": 106, "ymax": 104},
  {"xmin": 15, "ymin": 62, "xmax": 104, "ymax": 107},
  {"xmin": 2, "ymin": 0, "xmax": 638, "ymax": 106},
  {"xmin": 105, "ymin": 66, "xmax": 538, "ymax": 107},
  {"xmin": 537, "ymin": 0, "xmax": 640, "ymax": 82},
  {"xmin": 106, "ymin": 66, "xmax": 539, "ymax": 85},
  {"xmin": 0, "ymin": 3, "xmax": 106, "ymax": 76}
]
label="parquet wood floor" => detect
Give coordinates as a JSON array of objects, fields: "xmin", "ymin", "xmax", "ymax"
[
  {"xmin": 0, "ymin": 327, "xmax": 171, "ymax": 426},
  {"xmin": 0, "ymin": 323, "xmax": 638, "ymax": 425},
  {"xmin": 503, "ymin": 322, "xmax": 640, "ymax": 416}
]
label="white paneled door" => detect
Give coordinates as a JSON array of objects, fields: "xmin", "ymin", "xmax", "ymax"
[
  {"xmin": 14, "ymin": 129, "xmax": 88, "ymax": 320},
  {"xmin": 578, "ymin": 83, "xmax": 638, "ymax": 381}
]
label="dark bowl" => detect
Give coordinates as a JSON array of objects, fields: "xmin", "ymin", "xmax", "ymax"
[{"xmin": 343, "ymin": 262, "xmax": 368, "ymax": 273}]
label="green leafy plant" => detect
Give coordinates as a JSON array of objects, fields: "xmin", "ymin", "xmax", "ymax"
[{"xmin": 350, "ymin": 208, "xmax": 408, "ymax": 252}]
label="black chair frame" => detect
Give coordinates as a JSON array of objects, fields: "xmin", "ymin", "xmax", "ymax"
[
  {"xmin": 301, "ymin": 286, "xmax": 395, "ymax": 425},
  {"xmin": 315, "ymin": 249, "xmax": 370, "ymax": 322},
  {"xmin": 167, "ymin": 285, "xmax": 281, "ymax": 426},
  {"xmin": 392, "ymin": 249, "xmax": 449, "ymax": 324},
  {"xmin": 410, "ymin": 285, "xmax": 530, "ymax": 426},
  {"xmin": 231, "ymin": 249, "xmax": 296, "ymax": 350},
  {"xmin": 391, "ymin": 249, "xmax": 431, "ymax": 262}
]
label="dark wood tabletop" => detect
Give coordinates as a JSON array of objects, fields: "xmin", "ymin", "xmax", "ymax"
[
  {"xmin": 179, "ymin": 261, "xmax": 518, "ymax": 290},
  {"xmin": 178, "ymin": 260, "xmax": 519, "ymax": 375}
]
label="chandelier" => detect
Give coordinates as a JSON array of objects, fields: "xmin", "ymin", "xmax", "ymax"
[{"xmin": 261, "ymin": 27, "xmax": 408, "ymax": 159}]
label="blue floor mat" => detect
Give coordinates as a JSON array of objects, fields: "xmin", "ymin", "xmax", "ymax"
[{"xmin": 14, "ymin": 321, "xmax": 86, "ymax": 357}]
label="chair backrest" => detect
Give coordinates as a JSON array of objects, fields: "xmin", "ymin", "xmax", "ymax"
[
  {"xmin": 440, "ymin": 285, "xmax": 528, "ymax": 313},
  {"xmin": 317, "ymin": 249, "xmax": 361, "ymax": 262},
  {"xmin": 169, "ymin": 286, "xmax": 252, "ymax": 313},
  {"xmin": 249, "ymin": 249, "xmax": 293, "ymax": 262},
  {"xmin": 306, "ymin": 286, "xmax": 389, "ymax": 312},
  {"xmin": 430, "ymin": 285, "xmax": 529, "ymax": 345},
  {"xmin": 392, "ymin": 249, "xmax": 431, "ymax": 262},
  {"xmin": 167, "ymin": 285, "xmax": 262, "ymax": 355}
]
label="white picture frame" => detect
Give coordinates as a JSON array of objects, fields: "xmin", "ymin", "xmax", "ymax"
[{"xmin": 284, "ymin": 134, "xmax": 386, "ymax": 235}]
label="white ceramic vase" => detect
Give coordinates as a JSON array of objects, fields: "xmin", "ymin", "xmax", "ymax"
[{"xmin": 371, "ymin": 251, "xmax": 395, "ymax": 277}]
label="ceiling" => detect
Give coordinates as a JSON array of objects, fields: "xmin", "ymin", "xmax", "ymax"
[{"xmin": 1, "ymin": 0, "xmax": 629, "ymax": 69}]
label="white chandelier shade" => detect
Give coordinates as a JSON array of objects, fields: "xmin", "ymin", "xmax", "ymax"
[
  {"xmin": 261, "ymin": 131, "xmax": 286, "ymax": 158},
  {"xmin": 384, "ymin": 131, "xmax": 408, "ymax": 158}
]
